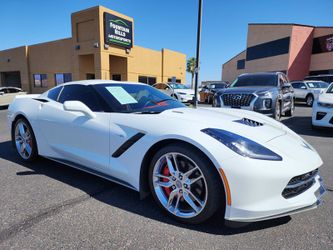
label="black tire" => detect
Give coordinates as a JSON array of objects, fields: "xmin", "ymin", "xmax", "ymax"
[
  {"xmin": 148, "ymin": 143, "xmax": 224, "ymax": 224},
  {"xmin": 306, "ymin": 94, "xmax": 314, "ymax": 107},
  {"xmin": 12, "ymin": 118, "xmax": 38, "ymax": 162},
  {"xmin": 285, "ymin": 99, "xmax": 295, "ymax": 117},
  {"xmin": 274, "ymin": 100, "xmax": 281, "ymax": 121}
]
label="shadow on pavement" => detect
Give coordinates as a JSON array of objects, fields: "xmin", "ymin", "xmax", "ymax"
[
  {"xmin": 0, "ymin": 140, "xmax": 291, "ymax": 236},
  {"xmin": 281, "ymin": 116, "xmax": 333, "ymax": 138}
]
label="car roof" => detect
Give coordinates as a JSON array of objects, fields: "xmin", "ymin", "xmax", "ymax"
[
  {"xmin": 239, "ymin": 72, "xmax": 282, "ymax": 77},
  {"xmin": 59, "ymin": 80, "xmax": 147, "ymax": 87}
]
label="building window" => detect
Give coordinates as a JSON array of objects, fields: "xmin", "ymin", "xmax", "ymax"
[
  {"xmin": 312, "ymin": 34, "xmax": 333, "ymax": 54},
  {"xmin": 55, "ymin": 73, "xmax": 72, "ymax": 85},
  {"xmin": 167, "ymin": 78, "xmax": 181, "ymax": 83},
  {"xmin": 246, "ymin": 37, "xmax": 290, "ymax": 61},
  {"xmin": 237, "ymin": 59, "xmax": 245, "ymax": 70},
  {"xmin": 138, "ymin": 76, "xmax": 157, "ymax": 85},
  {"xmin": 112, "ymin": 74, "xmax": 121, "ymax": 81},
  {"xmin": 33, "ymin": 74, "xmax": 48, "ymax": 87}
]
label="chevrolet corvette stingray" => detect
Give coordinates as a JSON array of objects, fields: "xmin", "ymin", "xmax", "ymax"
[{"xmin": 7, "ymin": 80, "xmax": 326, "ymax": 224}]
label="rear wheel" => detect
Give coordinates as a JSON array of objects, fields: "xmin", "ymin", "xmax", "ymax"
[
  {"xmin": 306, "ymin": 94, "xmax": 314, "ymax": 107},
  {"xmin": 148, "ymin": 143, "xmax": 224, "ymax": 224},
  {"xmin": 13, "ymin": 118, "xmax": 38, "ymax": 162}
]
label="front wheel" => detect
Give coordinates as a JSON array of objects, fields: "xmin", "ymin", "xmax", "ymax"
[
  {"xmin": 148, "ymin": 143, "xmax": 224, "ymax": 224},
  {"xmin": 274, "ymin": 101, "xmax": 281, "ymax": 121},
  {"xmin": 285, "ymin": 99, "xmax": 295, "ymax": 117},
  {"xmin": 13, "ymin": 118, "xmax": 38, "ymax": 162}
]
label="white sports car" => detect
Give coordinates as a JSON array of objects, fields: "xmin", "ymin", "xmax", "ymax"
[
  {"xmin": 312, "ymin": 83, "xmax": 333, "ymax": 129},
  {"xmin": 7, "ymin": 80, "xmax": 326, "ymax": 224}
]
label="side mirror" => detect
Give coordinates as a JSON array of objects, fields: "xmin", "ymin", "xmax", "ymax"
[
  {"xmin": 63, "ymin": 101, "xmax": 96, "ymax": 119},
  {"xmin": 300, "ymin": 86, "xmax": 307, "ymax": 89}
]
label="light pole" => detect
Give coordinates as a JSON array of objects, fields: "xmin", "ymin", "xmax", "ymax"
[{"xmin": 193, "ymin": 0, "xmax": 203, "ymax": 108}]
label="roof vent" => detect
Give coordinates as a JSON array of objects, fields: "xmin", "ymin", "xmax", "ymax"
[{"xmin": 234, "ymin": 118, "xmax": 263, "ymax": 127}]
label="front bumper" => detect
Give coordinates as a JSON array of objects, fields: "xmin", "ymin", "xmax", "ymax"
[
  {"xmin": 225, "ymin": 174, "xmax": 326, "ymax": 222},
  {"xmin": 216, "ymin": 132, "xmax": 325, "ymax": 222},
  {"xmin": 312, "ymin": 105, "xmax": 333, "ymax": 128}
]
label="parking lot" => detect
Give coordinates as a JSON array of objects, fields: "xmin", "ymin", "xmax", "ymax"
[{"xmin": 0, "ymin": 105, "xmax": 332, "ymax": 249}]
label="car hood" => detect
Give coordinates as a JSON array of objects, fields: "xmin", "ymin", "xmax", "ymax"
[
  {"xmin": 159, "ymin": 107, "xmax": 291, "ymax": 143},
  {"xmin": 217, "ymin": 86, "xmax": 275, "ymax": 95},
  {"xmin": 174, "ymin": 89, "xmax": 194, "ymax": 95},
  {"xmin": 318, "ymin": 93, "xmax": 333, "ymax": 103}
]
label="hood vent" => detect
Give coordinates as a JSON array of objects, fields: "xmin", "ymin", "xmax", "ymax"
[{"xmin": 234, "ymin": 118, "xmax": 263, "ymax": 127}]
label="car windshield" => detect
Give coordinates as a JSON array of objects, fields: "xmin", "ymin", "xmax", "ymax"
[
  {"xmin": 93, "ymin": 83, "xmax": 185, "ymax": 113},
  {"xmin": 305, "ymin": 81, "xmax": 329, "ymax": 88},
  {"xmin": 210, "ymin": 83, "xmax": 226, "ymax": 89},
  {"xmin": 231, "ymin": 74, "xmax": 277, "ymax": 87},
  {"xmin": 327, "ymin": 84, "xmax": 333, "ymax": 93},
  {"xmin": 170, "ymin": 83, "xmax": 189, "ymax": 89}
]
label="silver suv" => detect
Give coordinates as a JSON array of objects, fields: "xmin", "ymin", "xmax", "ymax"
[
  {"xmin": 291, "ymin": 81, "xmax": 329, "ymax": 106},
  {"xmin": 212, "ymin": 72, "xmax": 295, "ymax": 120}
]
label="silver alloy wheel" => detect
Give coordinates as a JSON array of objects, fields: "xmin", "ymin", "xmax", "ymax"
[
  {"xmin": 15, "ymin": 121, "xmax": 33, "ymax": 160},
  {"xmin": 152, "ymin": 152, "xmax": 208, "ymax": 218}
]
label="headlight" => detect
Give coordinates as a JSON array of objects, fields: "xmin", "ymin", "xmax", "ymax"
[
  {"xmin": 263, "ymin": 98, "xmax": 272, "ymax": 108},
  {"xmin": 257, "ymin": 91, "xmax": 272, "ymax": 98},
  {"xmin": 202, "ymin": 128, "xmax": 282, "ymax": 161}
]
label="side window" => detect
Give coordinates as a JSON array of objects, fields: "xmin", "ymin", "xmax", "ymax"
[
  {"xmin": 292, "ymin": 82, "xmax": 300, "ymax": 89},
  {"xmin": 47, "ymin": 87, "xmax": 63, "ymax": 101},
  {"xmin": 8, "ymin": 88, "xmax": 20, "ymax": 93},
  {"xmin": 58, "ymin": 85, "xmax": 103, "ymax": 112},
  {"xmin": 299, "ymin": 83, "xmax": 307, "ymax": 89}
]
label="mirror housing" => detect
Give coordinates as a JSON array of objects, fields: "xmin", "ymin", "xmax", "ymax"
[{"xmin": 63, "ymin": 101, "xmax": 96, "ymax": 119}]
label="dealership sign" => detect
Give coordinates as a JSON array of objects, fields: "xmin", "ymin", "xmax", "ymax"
[{"xmin": 104, "ymin": 13, "xmax": 133, "ymax": 49}]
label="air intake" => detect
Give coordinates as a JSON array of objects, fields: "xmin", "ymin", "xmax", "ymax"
[{"xmin": 234, "ymin": 118, "xmax": 263, "ymax": 127}]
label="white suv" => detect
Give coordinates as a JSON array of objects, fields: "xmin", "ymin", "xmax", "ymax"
[{"xmin": 291, "ymin": 81, "xmax": 329, "ymax": 106}]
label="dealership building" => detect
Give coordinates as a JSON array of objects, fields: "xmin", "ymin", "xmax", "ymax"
[
  {"xmin": 222, "ymin": 23, "xmax": 333, "ymax": 82},
  {"xmin": 0, "ymin": 6, "xmax": 186, "ymax": 93}
]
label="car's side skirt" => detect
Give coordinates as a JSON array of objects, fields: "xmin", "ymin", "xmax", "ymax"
[{"xmin": 46, "ymin": 156, "xmax": 137, "ymax": 191}]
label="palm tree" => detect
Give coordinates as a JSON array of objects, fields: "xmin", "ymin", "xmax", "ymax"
[{"xmin": 186, "ymin": 57, "xmax": 196, "ymax": 89}]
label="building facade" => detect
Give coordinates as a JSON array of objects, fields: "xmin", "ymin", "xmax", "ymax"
[
  {"xmin": 222, "ymin": 24, "xmax": 333, "ymax": 82},
  {"xmin": 0, "ymin": 6, "xmax": 186, "ymax": 93}
]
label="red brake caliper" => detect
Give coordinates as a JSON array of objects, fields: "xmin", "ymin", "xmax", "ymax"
[{"xmin": 162, "ymin": 164, "xmax": 172, "ymax": 196}]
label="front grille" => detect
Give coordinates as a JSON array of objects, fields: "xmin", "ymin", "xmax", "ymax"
[
  {"xmin": 222, "ymin": 93, "xmax": 255, "ymax": 107},
  {"xmin": 282, "ymin": 169, "xmax": 318, "ymax": 199}
]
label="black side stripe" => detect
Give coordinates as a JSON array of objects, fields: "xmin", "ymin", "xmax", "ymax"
[
  {"xmin": 112, "ymin": 132, "xmax": 145, "ymax": 158},
  {"xmin": 33, "ymin": 98, "xmax": 49, "ymax": 103}
]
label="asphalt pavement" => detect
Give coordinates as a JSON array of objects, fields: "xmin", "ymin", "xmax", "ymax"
[{"xmin": 0, "ymin": 105, "xmax": 332, "ymax": 249}]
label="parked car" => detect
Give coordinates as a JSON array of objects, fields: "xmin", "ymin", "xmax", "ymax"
[
  {"xmin": 312, "ymin": 82, "xmax": 333, "ymax": 129},
  {"xmin": 199, "ymin": 82, "xmax": 228, "ymax": 104},
  {"xmin": 153, "ymin": 82, "xmax": 195, "ymax": 103},
  {"xmin": 304, "ymin": 74, "xmax": 333, "ymax": 84},
  {"xmin": 212, "ymin": 72, "xmax": 295, "ymax": 120},
  {"xmin": 8, "ymin": 80, "xmax": 325, "ymax": 224},
  {"xmin": 0, "ymin": 87, "xmax": 26, "ymax": 107},
  {"xmin": 291, "ymin": 80, "xmax": 329, "ymax": 107}
]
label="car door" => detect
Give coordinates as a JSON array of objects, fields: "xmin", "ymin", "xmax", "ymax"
[
  {"xmin": 298, "ymin": 82, "xmax": 308, "ymax": 99},
  {"xmin": 37, "ymin": 85, "xmax": 112, "ymax": 174}
]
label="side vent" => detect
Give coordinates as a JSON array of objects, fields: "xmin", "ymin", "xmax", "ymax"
[{"xmin": 234, "ymin": 118, "xmax": 263, "ymax": 127}]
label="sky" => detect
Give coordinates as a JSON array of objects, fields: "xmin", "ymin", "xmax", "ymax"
[{"xmin": 0, "ymin": 0, "xmax": 332, "ymax": 84}]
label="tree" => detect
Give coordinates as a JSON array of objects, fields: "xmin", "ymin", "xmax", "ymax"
[{"xmin": 186, "ymin": 57, "xmax": 196, "ymax": 89}]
